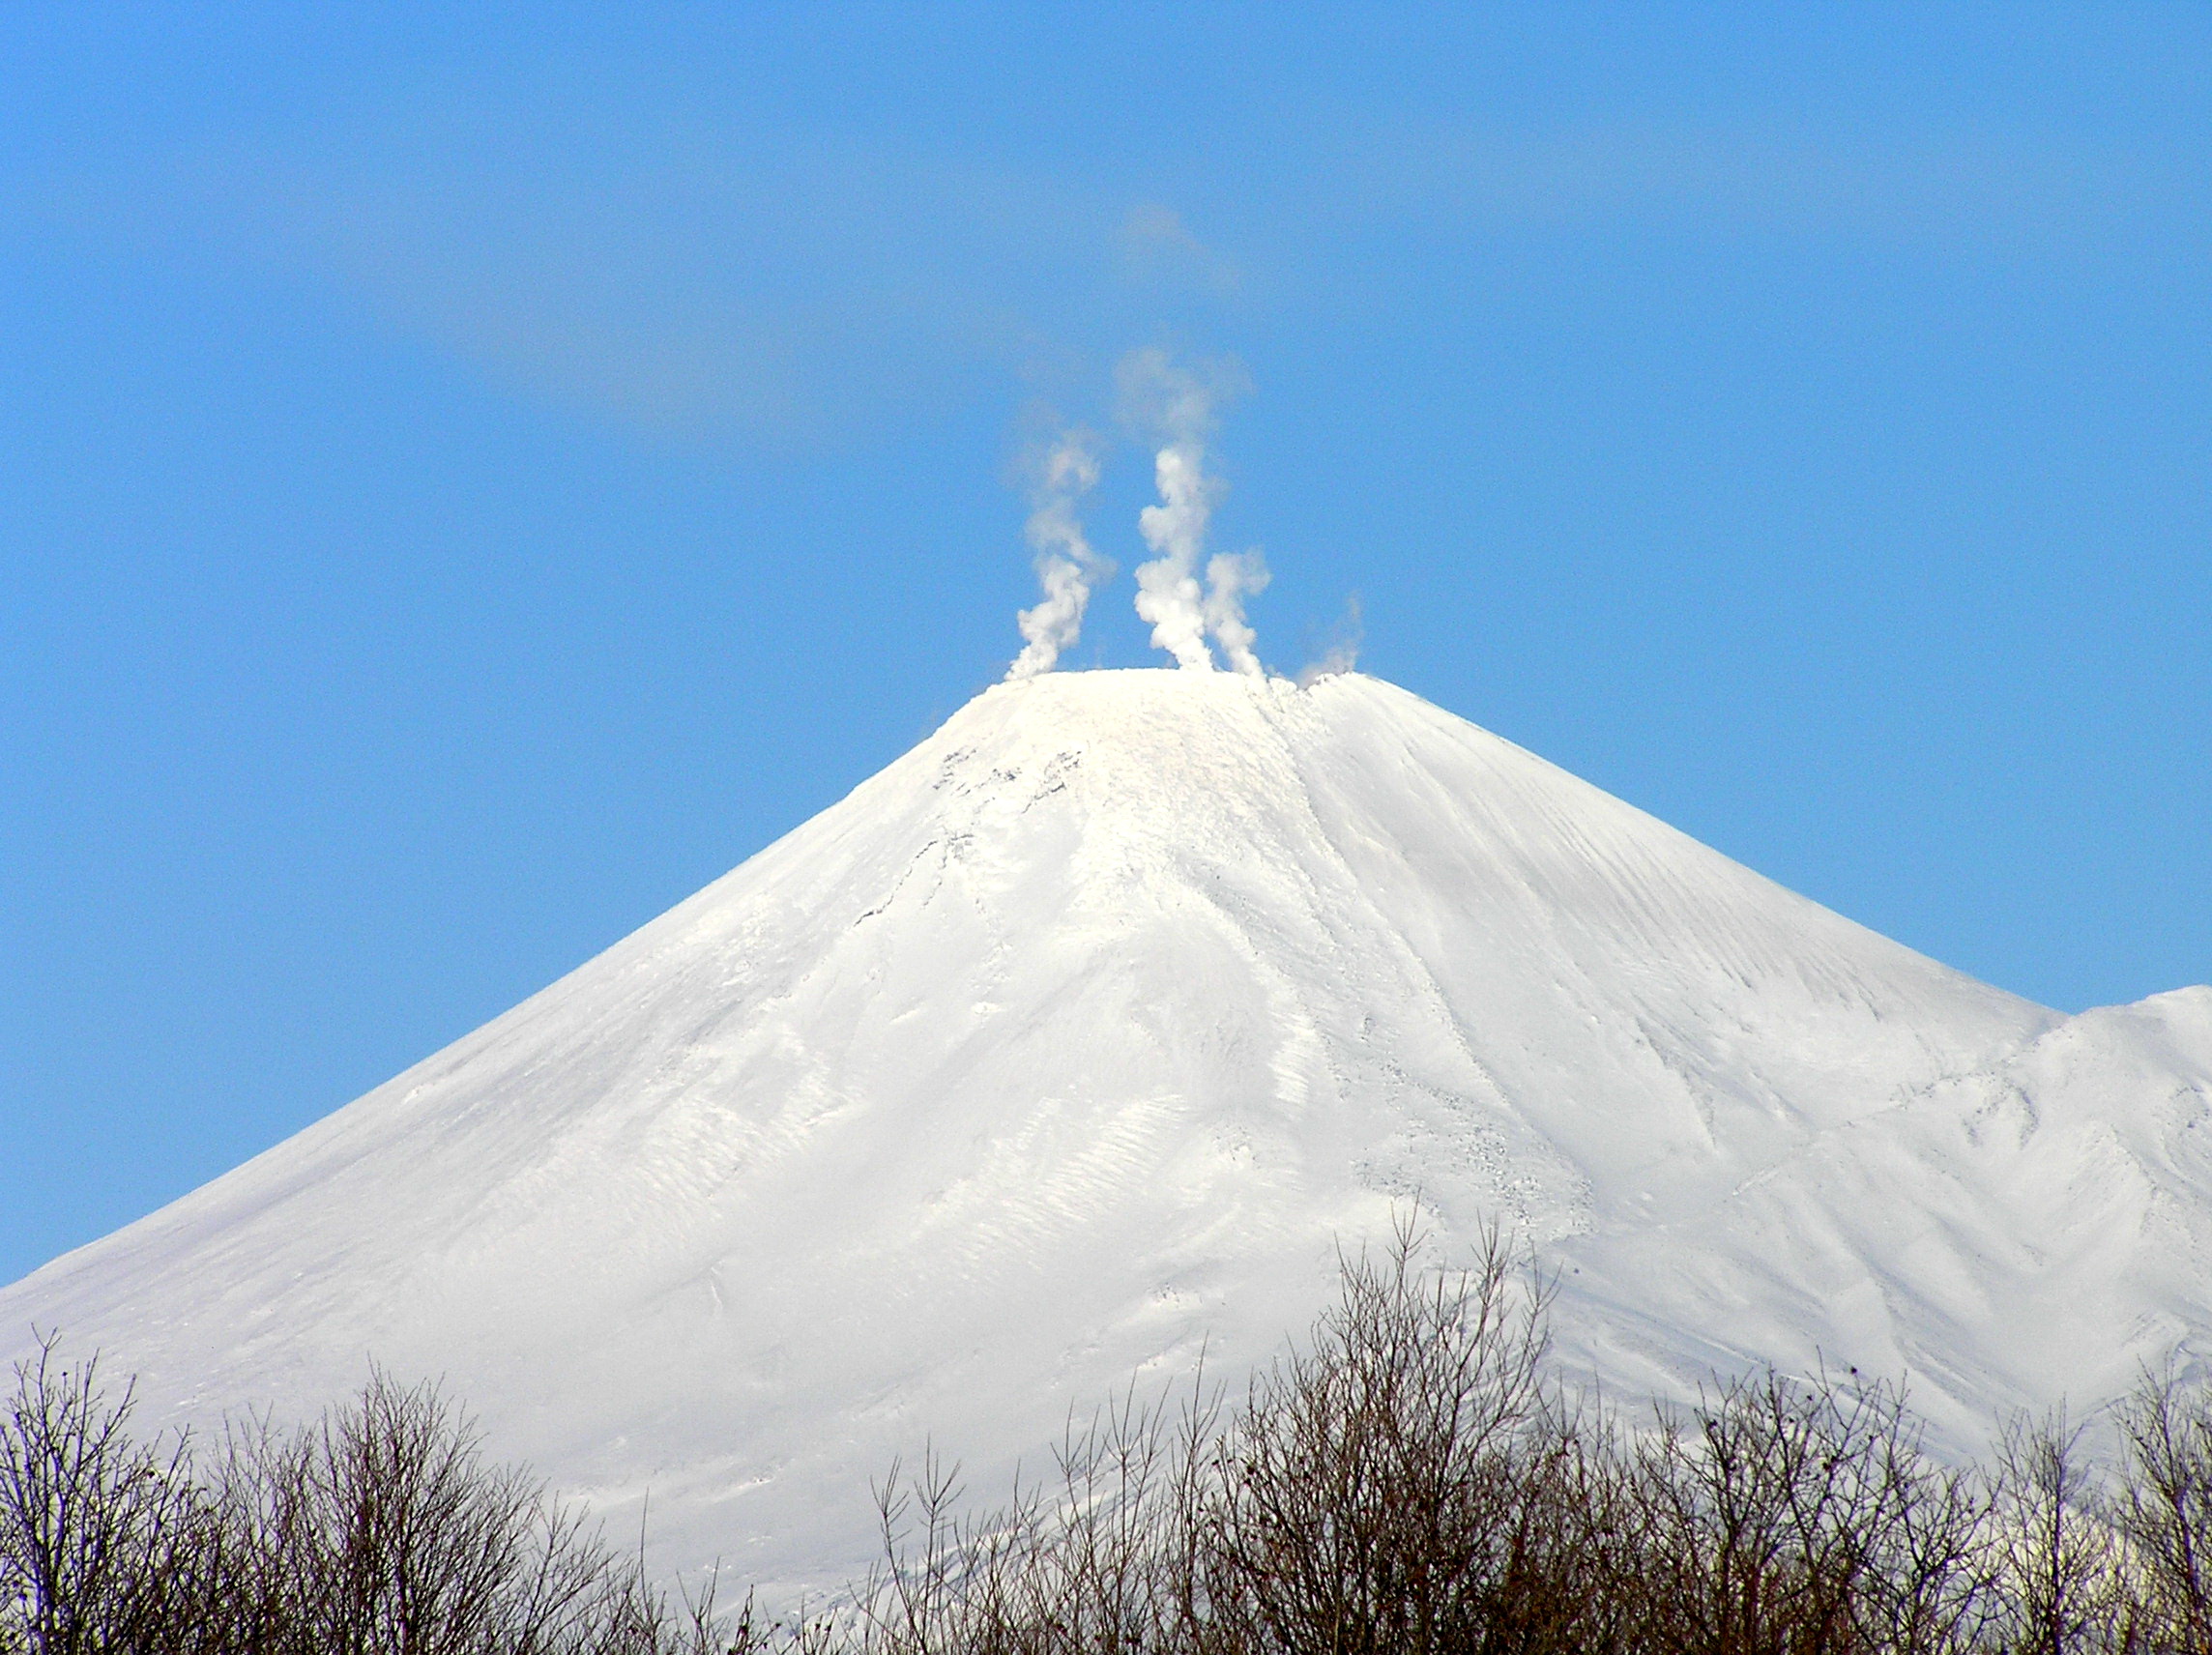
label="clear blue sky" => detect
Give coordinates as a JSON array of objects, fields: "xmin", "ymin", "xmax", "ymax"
[{"xmin": 3, "ymin": 3, "xmax": 2207, "ymax": 1284}]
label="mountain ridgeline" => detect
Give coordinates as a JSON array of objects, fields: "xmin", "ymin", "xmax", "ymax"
[{"xmin": 5, "ymin": 669, "xmax": 2208, "ymax": 1591}]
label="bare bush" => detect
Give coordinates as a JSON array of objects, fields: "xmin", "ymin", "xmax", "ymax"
[
  {"xmin": 0, "ymin": 1336, "xmax": 205, "ymax": 1654},
  {"xmin": 820, "ymin": 1227, "xmax": 2166, "ymax": 1655},
  {"xmin": 2110, "ymin": 1363, "xmax": 2212, "ymax": 1654},
  {"xmin": 20, "ymin": 1241, "xmax": 2212, "ymax": 1655},
  {"xmin": 1197, "ymin": 1220, "xmax": 1557, "ymax": 1655},
  {"xmin": 273, "ymin": 1369, "xmax": 614, "ymax": 1652},
  {"xmin": 1626, "ymin": 1369, "xmax": 1997, "ymax": 1655},
  {"xmin": 1987, "ymin": 1410, "xmax": 2130, "ymax": 1655},
  {"xmin": 0, "ymin": 1345, "xmax": 740, "ymax": 1655},
  {"xmin": 853, "ymin": 1380, "xmax": 1209, "ymax": 1655}
]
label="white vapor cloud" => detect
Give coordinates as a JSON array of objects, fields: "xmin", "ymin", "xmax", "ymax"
[
  {"xmin": 1007, "ymin": 430, "xmax": 1109, "ymax": 680},
  {"xmin": 1134, "ymin": 441, "xmax": 1219, "ymax": 670},
  {"xmin": 1119, "ymin": 348, "xmax": 1266, "ymax": 674},
  {"xmin": 1204, "ymin": 549, "xmax": 1270, "ymax": 677}
]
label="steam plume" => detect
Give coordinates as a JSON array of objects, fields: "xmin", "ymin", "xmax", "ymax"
[
  {"xmin": 1006, "ymin": 431, "xmax": 1109, "ymax": 680},
  {"xmin": 1134, "ymin": 442, "xmax": 1218, "ymax": 670},
  {"xmin": 1204, "ymin": 550, "xmax": 1269, "ymax": 677},
  {"xmin": 1120, "ymin": 348, "xmax": 1268, "ymax": 675}
]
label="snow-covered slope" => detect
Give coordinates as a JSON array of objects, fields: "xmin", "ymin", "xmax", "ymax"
[{"xmin": 6, "ymin": 670, "xmax": 2208, "ymax": 1591}]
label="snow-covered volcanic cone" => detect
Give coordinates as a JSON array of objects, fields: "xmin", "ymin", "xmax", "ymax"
[{"xmin": 6, "ymin": 669, "xmax": 2209, "ymax": 1591}]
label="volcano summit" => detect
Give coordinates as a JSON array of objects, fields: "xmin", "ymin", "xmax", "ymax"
[{"xmin": 5, "ymin": 669, "xmax": 2209, "ymax": 1591}]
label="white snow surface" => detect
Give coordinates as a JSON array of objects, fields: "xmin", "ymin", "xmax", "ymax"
[{"xmin": 6, "ymin": 669, "xmax": 2210, "ymax": 1593}]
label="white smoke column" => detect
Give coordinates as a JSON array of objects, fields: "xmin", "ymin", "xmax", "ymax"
[
  {"xmin": 1134, "ymin": 441, "xmax": 1218, "ymax": 670},
  {"xmin": 1122, "ymin": 347, "xmax": 1253, "ymax": 672},
  {"xmin": 1006, "ymin": 432, "xmax": 1109, "ymax": 680},
  {"xmin": 1204, "ymin": 549, "xmax": 1269, "ymax": 677}
]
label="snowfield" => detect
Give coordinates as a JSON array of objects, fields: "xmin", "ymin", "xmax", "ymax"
[{"xmin": 5, "ymin": 668, "xmax": 2208, "ymax": 1595}]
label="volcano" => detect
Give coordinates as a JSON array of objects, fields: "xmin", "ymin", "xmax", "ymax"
[{"xmin": 6, "ymin": 668, "xmax": 2209, "ymax": 1591}]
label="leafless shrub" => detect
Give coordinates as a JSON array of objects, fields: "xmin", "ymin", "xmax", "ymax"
[
  {"xmin": 271, "ymin": 1368, "xmax": 609, "ymax": 1651},
  {"xmin": 852, "ymin": 1378, "xmax": 1210, "ymax": 1655},
  {"xmin": 0, "ymin": 1335, "xmax": 206, "ymax": 1654},
  {"xmin": 2108, "ymin": 1362, "xmax": 2212, "ymax": 1655},
  {"xmin": 1196, "ymin": 1219, "xmax": 1557, "ymax": 1655},
  {"xmin": 830, "ymin": 1220, "xmax": 1583, "ymax": 1655},
  {"xmin": 1987, "ymin": 1408, "xmax": 2133, "ymax": 1655},
  {"xmin": 1626, "ymin": 1368, "xmax": 1999, "ymax": 1655},
  {"xmin": 0, "ymin": 1345, "xmax": 742, "ymax": 1655},
  {"xmin": 824, "ymin": 1224, "xmax": 2147, "ymax": 1655},
  {"xmin": 21, "ymin": 1244, "xmax": 2212, "ymax": 1655}
]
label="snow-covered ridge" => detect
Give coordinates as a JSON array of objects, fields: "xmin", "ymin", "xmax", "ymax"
[{"xmin": 5, "ymin": 668, "xmax": 2207, "ymax": 1593}]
